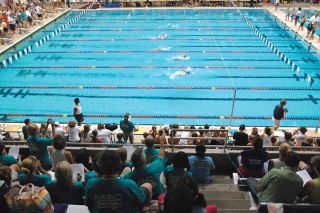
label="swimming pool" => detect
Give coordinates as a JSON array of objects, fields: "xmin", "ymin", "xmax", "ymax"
[{"xmin": 0, "ymin": 9, "xmax": 319, "ymax": 127}]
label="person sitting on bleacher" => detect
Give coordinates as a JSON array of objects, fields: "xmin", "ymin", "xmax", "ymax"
[
  {"xmin": 67, "ymin": 120, "xmax": 80, "ymax": 142},
  {"xmin": 115, "ymin": 132, "xmax": 126, "ymax": 144},
  {"xmin": 144, "ymin": 135, "xmax": 160, "ymax": 164},
  {"xmin": 164, "ymin": 151, "xmax": 191, "ymax": 190},
  {"xmin": 46, "ymin": 161, "xmax": 85, "ymax": 205},
  {"xmin": 189, "ymin": 144, "xmax": 215, "ymax": 184},
  {"xmin": 54, "ymin": 122, "xmax": 65, "ymax": 138},
  {"xmin": 257, "ymin": 152, "xmax": 303, "ymax": 203},
  {"xmin": 233, "ymin": 124, "xmax": 248, "ymax": 146},
  {"xmin": 117, "ymin": 147, "xmax": 133, "ymax": 177},
  {"xmin": 239, "ymin": 136, "xmax": 268, "ymax": 178},
  {"xmin": 161, "ymin": 176, "xmax": 217, "ymax": 213},
  {"xmin": 90, "ymin": 129, "xmax": 103, "ymax": 143},
  {"xmin": 268, "ymin": 143, "xmax": 291, "ymax": 171},
  {"xmin": 97, "ymin": 123, "xmax": 112, "ymax": 144},
  {"xmin": 123, "ymin": 137, "xmax": 166, "ymax": 199},
  {"xmin": 18, "ymin": 156, "xmax": 52, "ymax": 187},
  {"xmin": 0, "ymin": 166, "xmax": 12, "ymax": 213},
  {"xmin": 86, "ymin": 150, "xmax": 152, "ymax": 213},
  {"xmin": 80, "ymin": 124, "xmax": 92, "ymax": 143},
  {"xmin": 0, "ymin": 142, "xmax": 17, "ymax": 166},
  {"xmin": 27, "ymin": 120, "xmax": 56, "ymax": 170},
  {"xmin": 49, "ymin": 136, "xmax": 73, "ymax": 171},
  {"xmin": 300, "ymin": 156, "xmax": 320, "ymax": 204}
]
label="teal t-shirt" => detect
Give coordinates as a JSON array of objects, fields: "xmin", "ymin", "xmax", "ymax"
[
  {"xmin": 86, "ymin": 178, "xmax": 146, "ymax": 213},
  {"xmin": 27, "ymin": 135, "xmax": 52, "ymax": 170},
  {"xmin": 144, "ymin": 148, "xmax": 160, "ymax": 164},
  {"xmin": 85, "ymin": 171, "xmax": 97, "ymax": 184},
  {"xmin": 164, "ymin": 165, "xmax": 192, "ymax": 189},
  {"xmin": 115, "ymin": 140, "xmax": 126, "ymax": 144},
  {"xmin": 46, "ymin": 181, "xmax": 85, "ymax": 204},
  {"xmin": 123, "ymin": 158, "xmax": 165, "ymax": 197},
  {"xmin": 18, "ymin": 173, "xmax": 52, "ymax": 187},
  {"xmin": 120, "ymin": 120, "xmax": 134, "ymax": 133},
  {"xmin": 0, "ymin": 154, "xmax": 17, "ymax": 166}
]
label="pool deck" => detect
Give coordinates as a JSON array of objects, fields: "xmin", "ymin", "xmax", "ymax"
[
  {"xmin": 0, "ymin": 7, "xmax": 70, "ymax": 54},
  {"xmin": 1, "ymin": 122, "xmax": 319, "ymax": 142},
  {"xmin": 267, "ymin": 6, "xmax": 320, "ymax": 51}
]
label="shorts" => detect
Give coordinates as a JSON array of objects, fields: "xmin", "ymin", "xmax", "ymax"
[
  {"xmin": 308, "ymin": 23, "xmax": 313, "ymax": 31},
  {"xmin": 9, "ymin": 24, "xmax": 15, "ymax": 31},
  {"xmin": 3, "ymin": 27, "xmax": 8, "ymax": 33},
  {"xmin": 37, "ymin": 14, "xmax": 42, "ymax": 18},
  {"xmin": 27, "ymin": 16, "xmax": 32, "ymax": 23},
  {"xmin": 295, "ymin": 16, "xmax": 299, "ymax": 20},
  {"xmin": 74, "ymin": 113, "xmax": 84, "ymax": 123},
  {"xmin": 300, "ymin": 21, "xmax": 305, "ymax": 27}
]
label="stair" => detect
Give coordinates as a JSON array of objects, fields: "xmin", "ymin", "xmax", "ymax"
[{"xmin": 200, "ymin": 176, "xmax": 258, "ymax": 213}]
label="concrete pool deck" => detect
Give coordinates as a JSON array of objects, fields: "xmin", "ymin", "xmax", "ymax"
[
  {"xmin": 0, "ymin": 7, "xmax": 70, "ymax": 54},
  {"xmin": 267, "ymin": 6, "xmax": 320, "ymax": 51}
]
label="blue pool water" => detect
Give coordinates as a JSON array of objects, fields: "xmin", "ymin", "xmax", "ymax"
[{"xmin": 0, "ymin": 9, "xmax": 319, "ymax": 127}]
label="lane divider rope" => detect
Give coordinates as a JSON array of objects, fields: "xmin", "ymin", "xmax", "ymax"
[
  {"xmin": 0, "ymin": 113, "xmax": 318, "ymax": 120},
  {"xmin": 0, "ymin": 86, "xmax": 319, "ymax": 91}
]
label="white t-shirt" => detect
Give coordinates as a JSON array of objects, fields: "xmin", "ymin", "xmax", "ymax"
[
  {"xmin": 36, "ymin": 6, "xmax": 42, "ymax": 15},
  {"xmin": 55, "ymin": 127, "xmax": 65, "ymax": 137},
  {"xmin": 25, "ymin": 10, "xmax": 31, "ymax": 17},
  {"xmin": 294, "ymin": 133, "xmax": 308, "ymax": 143},
  {"xmin": 81, "ymin": 131, "xmax": 92, "ymax": 143},
  {"xmin": 68, "ymin": 127, "xmax": 80, "ymax": 142},
  {"xmin": 97, "ymin": 129, "xmax": 112, "ymax": 143},
  {"xmin": 296, "ymin": 10, "xmax": 301, "ymax": 16},
  {"xmin": 74, "ymin": 104, "xmax": 82, "ymax": 114},
  {"xmin": 178, "ymin": 131, "xmax": 189, "ymax": 145}
]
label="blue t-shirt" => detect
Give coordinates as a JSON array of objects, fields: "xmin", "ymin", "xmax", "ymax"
[
  {"xmin": 189, "ymin": 155, "xmax": 215, "ymax": 184},
  {"xmin": 18, "ymin": 173, "xmax": 52, "ymax": 187},
  {"xmin": 144, "ymin": 147, "xmax": 160, "ymax": 164},
  {"xmin": 86, "ymin": 178, "xmax": 146, "ymax": 213},
  {"xmin": 164, "ymin": 165, "xmax": 192, "ymax": 189},
  {"xmin": 123, "ymin": 158, "xmax": 164, "ymax": 197},
  {"xmin": 27, "ymin": 135, "xmax": 52, "ymax": 170},
  {"xmin": 0, "ymin": 154, "xmax": 17, "ymax": 166}
]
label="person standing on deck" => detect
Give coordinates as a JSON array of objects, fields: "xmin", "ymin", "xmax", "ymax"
[
  {"xmin": 73, "ymin": 98, "xmax": 84, "ymax": 126},
  {"xmin": 120, "ymin": 113, "xmax": 135, "ymax": 144},
  {"xmin": 273, "ymin": 99, "xmax": 288, "ymax": 130}
]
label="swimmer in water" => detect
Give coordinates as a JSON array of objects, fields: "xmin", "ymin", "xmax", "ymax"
[
  {"xmin": 172, "ymin": 54, "xmax": 190, "ymax": 60},
  {"xmin": 157, "ymin": 47, "xmax": 171, "ymax": 51},
  {"xmin": 169, "ymin": 67, "xmax": 191, "ymax": 79},
  {"xmin": 158, "ymin": 33, "xmax": 168, "ymax": 40}
]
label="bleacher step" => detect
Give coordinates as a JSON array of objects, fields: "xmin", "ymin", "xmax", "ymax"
[
  {"xmin": 202, "ymin": 191, "xmax": 248, "ymax": 200},
  {"xmin": 199, "ymin": 184, "xmax": 238, "ymax": 192},
  {"xmin": 213, "ymin": 175, "xmax": 234, "ymax": 184},
  {"xmin": 207, "ymin": 199, "xmax": 251, "ymax": 209},
  {"xmin": 218, "ymin": 210, "xmax": 258, "ymax": 213}
]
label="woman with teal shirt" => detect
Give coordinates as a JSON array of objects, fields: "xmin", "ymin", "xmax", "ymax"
[
  {"xmin": 0, "ymin": 142, "xmax": 17, "ymax": 166},
  {"xmin": 18, "ymin": 156, "xmax": 52, "ymax": 187},
  {"xmin": 46, "ymin": 161, "xmax": 85, "ymax": 204},
  {"xmin": 86, "ymin": 150, "xmax": 152, "ymax": 213},
  {"xmin": 123, "ymin": 136, "xmax": 166, "ymax": 199},
  {"xmin": 26, "ymin": 120, "xmax": 56, "ymax": 170},
  {"xmin": 164, "ymin": 151, "xmax": 192, "ymax": 190}
]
